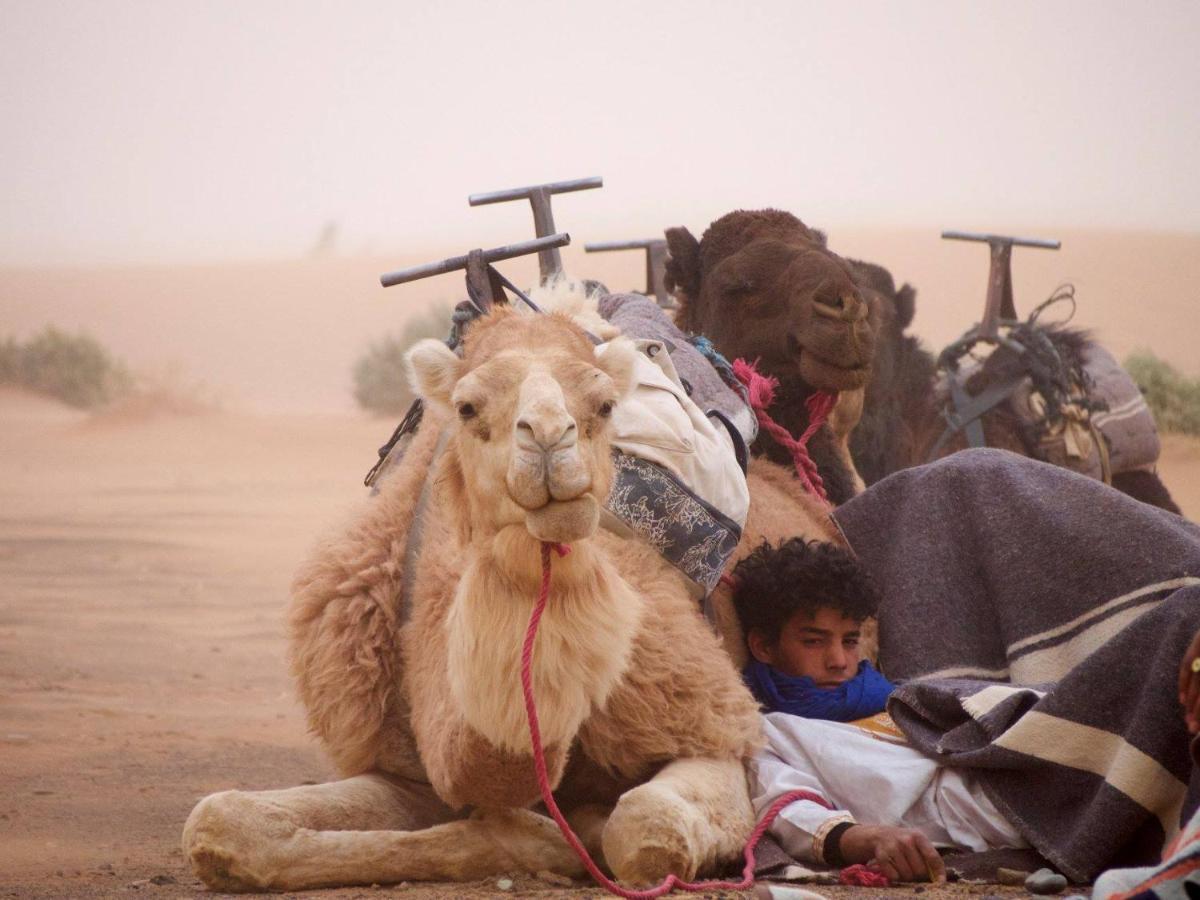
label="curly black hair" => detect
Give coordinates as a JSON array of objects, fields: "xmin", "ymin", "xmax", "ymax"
[{"xmin": 731, "ymin": 538, "xmax": 879, "ymax": 646}]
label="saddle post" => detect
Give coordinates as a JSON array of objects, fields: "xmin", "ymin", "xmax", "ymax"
[
  {"xmin": 942, "ymin": 230, "xmax": 1061, "ymax": 340},
  {"xmin": 380, "ymin": 232, "xmax": 571, "ymax": 293},
  {"xmin": 380, "ymin": 232, "xmax": 570, "ymax": 333},
  {"xmin": 468, "ymin": 177, "xmax": 603, "ymax": 284},
  {"xmin": 584, "ymin": 238, "xmax": 673, "ymax": 308},
  {"xmin": 366, "ymin": 233, "xmax": 572, "ymax": 488}
]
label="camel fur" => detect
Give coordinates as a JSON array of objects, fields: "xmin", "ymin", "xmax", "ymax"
[{"xmin": 183, "ymin": 302, "xmax": 847, "ymax": 892}]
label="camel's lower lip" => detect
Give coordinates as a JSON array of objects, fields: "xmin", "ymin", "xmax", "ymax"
[
  {"xmin": 789, "ymin": 339, "xmax": 867, "ymax": 375},
  {"xmin": 787, "ymin": 339, "xmax": 869, "ymax": 380}
]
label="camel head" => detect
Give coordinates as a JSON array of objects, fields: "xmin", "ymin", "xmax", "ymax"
[
  {"xmin": 664, "ymin": 208, "xmax": 878, "ymax": 392},
  {"xmin": 407, "ymin": 308, "xmax": 637, "ymax": 545}
]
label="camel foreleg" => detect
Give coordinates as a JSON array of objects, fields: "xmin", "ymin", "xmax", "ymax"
[
  {"xmin": 183, "ymin": 773, "xmax": 600, "ymax": 892},
  {"xmin": 601, "ymin": 757, "xmax": 755, "ymax": 887}
]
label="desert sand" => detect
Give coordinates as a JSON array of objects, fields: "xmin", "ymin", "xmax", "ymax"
[{"xmin": 0, "ymin": 233, "xmax": 1197, "ymax": 897}]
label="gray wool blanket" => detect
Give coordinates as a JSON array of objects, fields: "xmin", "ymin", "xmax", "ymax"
[{"xmin": 832, "ymin": 448, "xmax": 1200, "ymax": 882}]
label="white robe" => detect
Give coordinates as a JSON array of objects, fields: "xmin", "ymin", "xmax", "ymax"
[{"xmin": 748, "ymin": 712, "xmax": 1029, "ymax": 864}]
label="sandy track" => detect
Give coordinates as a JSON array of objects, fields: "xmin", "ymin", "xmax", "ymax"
[
  {"xmin": 0, "ymin": 397, "xmax": 369, "ymax": 896},
  {"xmin": 0, "ymin": 390, "xmax": 1194, "ymax": 898}
]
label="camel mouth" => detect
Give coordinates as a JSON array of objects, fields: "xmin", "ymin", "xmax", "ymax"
[
  {"xmin": 524, "ymin": 494, "xmax": 600, "ymax": 544},
  {"xmin": 510, "ymin": 493, "xmax": 573, "ymax": 513},
  {"xmin": 789, "ymin": 338, "xmax": 870, "ymax": 391}
]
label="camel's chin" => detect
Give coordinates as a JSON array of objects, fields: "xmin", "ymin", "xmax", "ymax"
[
  {"xmin": 524, "ymin": 495, "xmax": 600, "ymax": 545},
  {"xmin": 797, "ymin": 352, "xmax": 870, "ymax": 392}
]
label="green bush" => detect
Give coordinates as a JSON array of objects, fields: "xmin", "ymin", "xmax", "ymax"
[
  {"xmin": 353, "ymin": 303, "xmax": 454, "ymax": 415},
  {"xmin": 1125, "ymin": 351, "xmax": 1200, "ymax": 436},
  {"xmin": 0, "ymin": 326, "xmax": 131, "ymax": 409}
]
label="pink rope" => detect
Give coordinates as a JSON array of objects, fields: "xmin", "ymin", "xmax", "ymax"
[
  {"xmin": 730, "ymin": 358, "xmax": 837, "ymax": 509},
  {"xmin": 839, "ymin": 863, "xmax": 891, "ymax": 887},
  {"xmin": 520, "ymin": 543, "xmax": 887, "ymax": 897}
]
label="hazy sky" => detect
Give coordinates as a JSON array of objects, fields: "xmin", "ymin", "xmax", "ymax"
[{"xmin": 3, "ymin": 0, "xmax": 1198, "ymax": 265}]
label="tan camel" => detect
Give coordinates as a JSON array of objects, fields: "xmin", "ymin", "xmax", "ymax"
[{"xmin": 181, "ymin": 307, "xmax": 843, "ymax": 892}]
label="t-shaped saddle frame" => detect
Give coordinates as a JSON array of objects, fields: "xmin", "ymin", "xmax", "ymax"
[
  {"xmin": 927, "ymin": 230, "xmax": 1064, "ymax": 462},
  {"xmin": 468, "ymin": 177, "xmax": 602, "ymax": 284},
  {"xmin": 380, "ymin": 231, "xmax": 569, "ymax": 317},
  {"xmin": 942, "ymin": 230, "xmax": 1061, "ymax": 341},
  {"xmin": 585, "ymin": 238, "xmax": 672, "ymax": 309},
  {"xmin": 367, "ymin": 233, "xmax": 573, "ymax": 488}
]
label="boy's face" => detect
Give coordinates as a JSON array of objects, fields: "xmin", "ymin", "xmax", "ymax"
[{"xmin": 750, "ymin": 608, "xmax": 863, "ymax": 687}]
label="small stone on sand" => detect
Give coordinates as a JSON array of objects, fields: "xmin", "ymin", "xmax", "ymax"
[{"xmin": 1025, "ymin": 867, "xmax": 1068, "ymax": 895}]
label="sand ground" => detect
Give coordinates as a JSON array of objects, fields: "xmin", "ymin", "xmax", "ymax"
[
  {"xmin": 1, "ymin": 237, "xmax": 1197, "ymax": 898},
  {"xmin": 0, "ymin": 387, "xmax": 1196, "ymax": 898}
]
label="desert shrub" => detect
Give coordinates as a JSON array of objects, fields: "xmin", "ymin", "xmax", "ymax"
[
  {"xmin": 0, "ymin": 336, "xmax": 20, "ymax": 383},
  {"xmin": 353, "ymin": 303, "xmax": 454, "ymax": 415},
  {"xmin": 0, "ymin": 326, "xmax": 131, "ymax": 409},
  {"xmin": 1125, "ymin": 351, "xmax": 1200, "ymax": 436}
]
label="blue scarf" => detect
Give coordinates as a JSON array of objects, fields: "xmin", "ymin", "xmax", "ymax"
[{"xmin": 744, "ymin": 659, "xmax": 895, "ymax": 722}]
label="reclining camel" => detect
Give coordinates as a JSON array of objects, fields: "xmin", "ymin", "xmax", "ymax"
[{"xmin": 182, "ymin": 306, "xmax": 844, "ymax": 891}]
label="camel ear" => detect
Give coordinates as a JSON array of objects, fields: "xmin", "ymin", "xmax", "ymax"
[
  {"xmin": 894, "ymin": 284, "xmax": 917, "ymax": 330},
  {"xmin": 663, "ymin": 226, "xmax": 702, "ymax": 301},
  {"xmin": 406, "ymin": 339, "xmax": 462, "ymax": 409},
  {"xmin": 597, "ymin": 336, "xmax": 638, "ymax": 400}
]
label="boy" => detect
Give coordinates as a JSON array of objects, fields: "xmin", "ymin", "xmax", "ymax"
[{"xmin": 732, "ymin": 538, "xmax": 1030, "ymax": 883}]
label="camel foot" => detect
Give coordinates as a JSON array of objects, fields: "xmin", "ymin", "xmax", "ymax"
[
  {"xmin": 183, "ymin": 790, "xmax": 279, "ymax": 892},
  {"xmin": 602, "ymin": 782, "xmax": 698, "ymax": 885}
]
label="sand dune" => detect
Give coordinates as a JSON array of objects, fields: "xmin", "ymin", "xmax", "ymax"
[{"xmin": 1, "ymin": 228, "xmax": 1196, "ymax": 416}]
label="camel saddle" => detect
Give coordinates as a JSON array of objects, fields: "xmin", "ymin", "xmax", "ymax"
[{"xmin": 932, "ymin": 336, "xmax": 1160, "ymax": 482}]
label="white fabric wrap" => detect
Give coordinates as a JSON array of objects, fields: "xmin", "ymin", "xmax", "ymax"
[{"xmin": 599, "ymin": 338, "xmax": 750, "ymax": 530}]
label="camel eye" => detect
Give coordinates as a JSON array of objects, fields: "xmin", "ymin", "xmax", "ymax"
[
  {"xmin": 598, "ymin": 400, "xmax": 614, "ymax": 418},
  {"xmin": 457, "ymin": 402, "xmax": 477, "ymax": 420}
]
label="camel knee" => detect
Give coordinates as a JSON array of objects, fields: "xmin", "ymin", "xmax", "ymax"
[{"xmin": 183, "ymin": 790, "xmax": 291, "ymax": 892}]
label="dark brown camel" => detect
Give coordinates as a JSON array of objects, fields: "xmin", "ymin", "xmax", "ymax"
[
  {"xmin": 666, "ymin": 208, "xmax": 1180, "ymax": 514},
  {"xmin": 664, "ymin": 209, "xmax": 876, "ymax": 505}
]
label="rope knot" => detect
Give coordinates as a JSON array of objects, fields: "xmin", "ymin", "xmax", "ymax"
[{"xmin": 731, "ymin": 358, "xmax": 837, "ymax": 508}]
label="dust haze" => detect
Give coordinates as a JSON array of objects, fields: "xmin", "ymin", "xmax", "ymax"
[{"xmin": 2, "ymin": 2, "xmax": 1199, "ymax": 896}]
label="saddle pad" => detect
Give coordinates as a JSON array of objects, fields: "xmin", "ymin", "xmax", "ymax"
[
  {"xmin": 597, "ymin": 336, "xmax": 750, "ymax": 595},
  {"xmin": 1083, "ymin": 342, "xmax": 1161, "ymax": 474}
]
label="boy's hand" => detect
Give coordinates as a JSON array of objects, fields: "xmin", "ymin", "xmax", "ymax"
[{"xmin": 839, "ymin": 824, "xmax": 946, "ymax": 883}]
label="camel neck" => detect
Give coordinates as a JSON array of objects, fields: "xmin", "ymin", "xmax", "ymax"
[
  {"xmin": 477, "ymin": 525, "xmax": 607, "ymax": 596},
  {"xmin": 753, "ymin": 375, "xmax": 858, "ymax": 506}
]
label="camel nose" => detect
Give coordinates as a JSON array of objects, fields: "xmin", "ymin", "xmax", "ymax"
[
  {"xmin": 814, "ymin": 292, "xmax": 867, "ymax": 323},
  {"xmin": 516, "ymin": 414, "xmax": 577, "ymax": 453}
]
